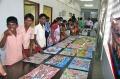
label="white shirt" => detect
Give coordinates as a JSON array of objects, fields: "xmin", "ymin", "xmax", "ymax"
[
  {"xmin": 34, "ymin": 23, "xmax": 46, "ymax": 48},
  {"xmin": 93, "ymin": 22, "xmax": 98, "ymax": 29}
]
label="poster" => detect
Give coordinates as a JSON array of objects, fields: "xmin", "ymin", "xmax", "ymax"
[{"xmin": 109, "ymin": 17, "xmax": 120, "ymax": 79}]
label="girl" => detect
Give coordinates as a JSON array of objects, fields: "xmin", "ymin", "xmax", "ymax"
[
  {"xmin": 47, "ymin": 17, "xmax": 62, "ymax": 46},
  {"xmin": 0, "ymin": 16, "xmax": 29, "ymax": 65},
  {"xmin": 60, "ymin": 20, "xmax": 68, "ymax": 40}
]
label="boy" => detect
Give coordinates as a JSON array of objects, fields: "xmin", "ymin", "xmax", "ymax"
[
  {"xmin": 45, "ymin": 16, "xmax": 50, "ymax": 47},
  {"xmin": 34, "ymin": 13, "xmax": 47, "ymax": 53},
  {"xmin": 0, "ymin": 16, "xmax": 29, "ymax": 65},
  {"xmin": 18, "ymin": 13, "xmax": 34, "ymax": 56}
]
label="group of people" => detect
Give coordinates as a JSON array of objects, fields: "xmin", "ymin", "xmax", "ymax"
[
  {"xmin": 0, "ymin": 13, "xmax": 79, "ymax": 76},
  {"xmin": 0, "ymin": 13, "xmax": 98, "ymax": 76}
]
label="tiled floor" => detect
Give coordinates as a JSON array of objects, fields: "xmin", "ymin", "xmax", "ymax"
[{"xmin": 92, "ymin": 42, "xmax": 103, "ymax": 79}]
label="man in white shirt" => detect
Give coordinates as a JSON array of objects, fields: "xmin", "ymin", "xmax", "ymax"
[{"xmin": 34, "ymin": 13, "xmax": 47, "ymax": 53}]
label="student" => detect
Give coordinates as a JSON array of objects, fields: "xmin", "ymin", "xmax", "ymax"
[
  {"xmin": 63, "ymin": 20, "xmax": 67, "ymax": 30},
  {"xmin": 18, "ymin": 13, "xmax": 34, "ymax": 56},
  {"xmin": 93, "ymin": 19, "xmax": 98, "ymax": 33},
  {"xmin": 0, "ymin": 61, "xmax": 6, "ymax": 76},
  {"xmin": 72, "ymin": 14, "xmax": 76, "ymax": 20},
  {"xmin": 85, "ymin": 18, "xmax": 93, "ymax": 28},
  {"xmin": 47, "ymin": 17, "xmax": 62, "ymax": 46},
  {"xmin": 78, "ymin": 17, "xmax": 84, "ymax": 29},
  {"xmin": 71, "ymin": 20, "xmax": 79, "ymax": 35},
  {"xmin": 0, "ymin": 16, "xmax": 29, "ymax": 65},
  {"xmin": 60, "ymin": 20, "xmax": 68, "ymax": 39},
  {"xmin": 78, "ymin": 17, "xmax": 85, "ymax": 33},
  {"xmin": 66, "ymin": 19, "xmax": 73, "ymax": 30},
  {"xmin": 45, "ymin": 16, "xmax": 50, "ymax": 47},
  {"xmin": 34, "ymin": 13, "xmax": 47, "ymax": 53}
]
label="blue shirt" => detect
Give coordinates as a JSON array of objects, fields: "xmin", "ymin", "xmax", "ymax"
[{"xmin": 45, "ymin": 22, "xmax": 50, "ymax": 32}]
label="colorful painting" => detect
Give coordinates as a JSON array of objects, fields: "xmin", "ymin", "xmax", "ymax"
[
  {"xmin": 67, "ymin": 44, "xmax": 81, "ymax": 49},
  {"xmin": 19, "ymin": 64, "xmax": 59, "ymax": 79},
  {"xmin": 77, "ymin": 49, "xmax": 92, "ymax": 58},
  {"xmin": 68, "ymin": 57, "xmax": 91, "ymax": 71},
  {"xmin": 59, "ymin": 48, "xmax": 77, "ymax": 56},
  {"xmin": 23, "ymin": 53, "xmax": 51, "ymax": 64},
  {"xmin": 45, "ymin": 55, "xmax": 71, "ymax": 68},
  {"xmin": 61, "ymin": 39, "xmax": 73, "ymax": 44},
  {"xmin": 54, "ymin": 43, "xmax": 68, "ymax": 48},
  {"xmin": 88, "ymin": 45, "xmax": 96, "ymax": 51},
  {"xmin": 60, "ymin": 69, "xmax": 88, "ymax": 79},
  {"xmin": 44, "ymin": 46, "xmax": 62, "ymax": 54},
  {"xmin": 67, "ymin": 37, "xmax": 76, "ymax": 41},
  {"xmin": 74, "ymin": 38, "xmax": 86, "ymax": 45}
]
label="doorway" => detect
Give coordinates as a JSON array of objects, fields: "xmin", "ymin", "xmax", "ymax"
[
  {"xmin": 24, "ymin": 0, "xmax": 39, "ymax": 27},
  {"xmin": 43, "ymin": 5, "xmax": 52, "ymax": 24}
]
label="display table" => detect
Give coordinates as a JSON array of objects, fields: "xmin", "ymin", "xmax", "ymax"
[{"xmin": 1, "ymin": 36, "xmax": 96, "ymax": 79}]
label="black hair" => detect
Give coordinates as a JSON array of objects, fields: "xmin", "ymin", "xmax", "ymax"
[
  {"xmin": 59, "ymin": 17, "xmax": 63, "ymax": 21},
  {"xmin": 72, "ymin": 19, "xmax": 76, "ymax": 23},
  {"xmin": 46, "ymin": 16, "xmax": 49, "ymax": 19},
  {"xmin": 7, "ymin": 16, "xmax": 18, "ymax": 25},
  {"xmin": 68, "ymin": 19, "xmax": 72, "ymax": 22},
  {"xmin": 39, "ymin": 13, "xmax": 47, "ymax": 19},
  {"xmin": 24, "ymin": 13, "xmax": 34, "ymax": 21},
  {"xmin": 63, "ymin": 20, "xmax": 67, "ymax": 23},
  {"xmin": 88, "ymin": 18, "xmax": 90, "ymax": 20},
  {"xmin": 50, "ymin": 17, "xmax": 61, "ymax": 27},
  {"xmin": 80, "ymin": 17, "xmax": 82, "ymax": 20}
]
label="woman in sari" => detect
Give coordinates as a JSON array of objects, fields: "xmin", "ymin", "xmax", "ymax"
[{"xmin": 47, "ymin": 17, "xmax": 62, "ymax": 46}]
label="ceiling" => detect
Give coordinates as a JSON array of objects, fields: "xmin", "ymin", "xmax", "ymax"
[{"xmin": 74, "ymin": 0, "xmax": 101, "ymax": 9}]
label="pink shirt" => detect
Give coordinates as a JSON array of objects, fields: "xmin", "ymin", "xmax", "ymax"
[
  {"xmin": 1, "ymin": 30, "xmax": 23, "ymax": 65},
  {"xmin": 18, "ymin": 26, "xmax": 34, "ymax": 49},
  {"xmin": 85, "ymin": 20, "xmax": 92, "ymax": 26}
]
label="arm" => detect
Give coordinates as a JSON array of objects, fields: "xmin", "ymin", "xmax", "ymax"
[
  {"xmin": 51, "ymin": 29, "xmax": 56, "ymax": 44},
  {"xmin": 0, "ymin": 60, "xmax": 6, "ymax": 76},
  {"xmin": 29, "ymin": 39, "xmax": 34, "ymax": 56},
  {"xmin": 22, "ymin": 45, "xmax": 30, "ymax": 60},
  {"xmin": 34, "ymin": 34, "xmax": 44, "ymax": 53},
  {"xmin": 62, "ymin": 27, "xmax": 67, "ymax": 37},
  {"xmin": 0, "ymin": 30, "xmax": 12, "ymax": 48},
  {"xmin": 0, "ymin": 35, "xmax": 7, "ymax": 48}
]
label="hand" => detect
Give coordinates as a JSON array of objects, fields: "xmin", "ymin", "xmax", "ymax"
[
  {"xmin": 29, "ymin": 52, "xmax": 34, "ymax": 56},
  {"xmin": 23, "ymin": 54, "xmax": 30, "ymax": 61},
  {"xmin": 39, "ymin": 48, "xmax": 44, "ymax": 53},
  {"xmin": 29, "ymin": 50, "xmax": 33, "ymax": 56},
  {"xmin": 4, "ymin": 30, "xmax": 12, "ymax": 36},
  {"xmin": 118, "ymin": 53, "xmax": 120, "ymax": 58},
  {"xmin": 0, "ymin": 66, "xmax": 7, "ymax": 76},
  {"xmin": 53, "ymin": 41, "xmax": 56, "ymax": 45}
]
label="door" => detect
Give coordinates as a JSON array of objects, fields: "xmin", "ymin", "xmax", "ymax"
[
  {"xmin": 24, "ymin": 0, "xmax": 39, "ymax": 27},
  {"xmin": 43, "ymin": 5, "xmax": 52, "ymax": 24}
]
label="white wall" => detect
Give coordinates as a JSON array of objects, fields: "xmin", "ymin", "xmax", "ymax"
[
  {"xmin": 0, "ymin": 0, "xmax": 24, "ymax": 65},
  {"xmin": 0, "ymin": 0, "xmax": 81, "ymax": 65},
  {"xmin": 29, "ymin": 0, "xmax": 81, "ymax": 20}
]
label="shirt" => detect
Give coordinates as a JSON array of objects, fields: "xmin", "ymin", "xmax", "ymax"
[
  {"xmin": 18, "ymin": 26, "xmax": 34, "ymax": 49},
  {"xmin": 85, "ymin": 20, "xmax": 92, "ymax": 26},
  {"xmin": 34, "ymin": 23, "xmax": 46, "ymax": 48},
  {"xmin": 0, "ymin": 30, "xmax": 23, "ymax": 65},
  {"xmin": 78, "ymin": 20, "xmax": 84, "ymax": 28},
  {"xmin": 45, "ymin": 22, "xmax": 50, "ymax": 32},
  {"xmin": 93, "ymin": 22, "xmax": 98, "ymax": 29}
]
